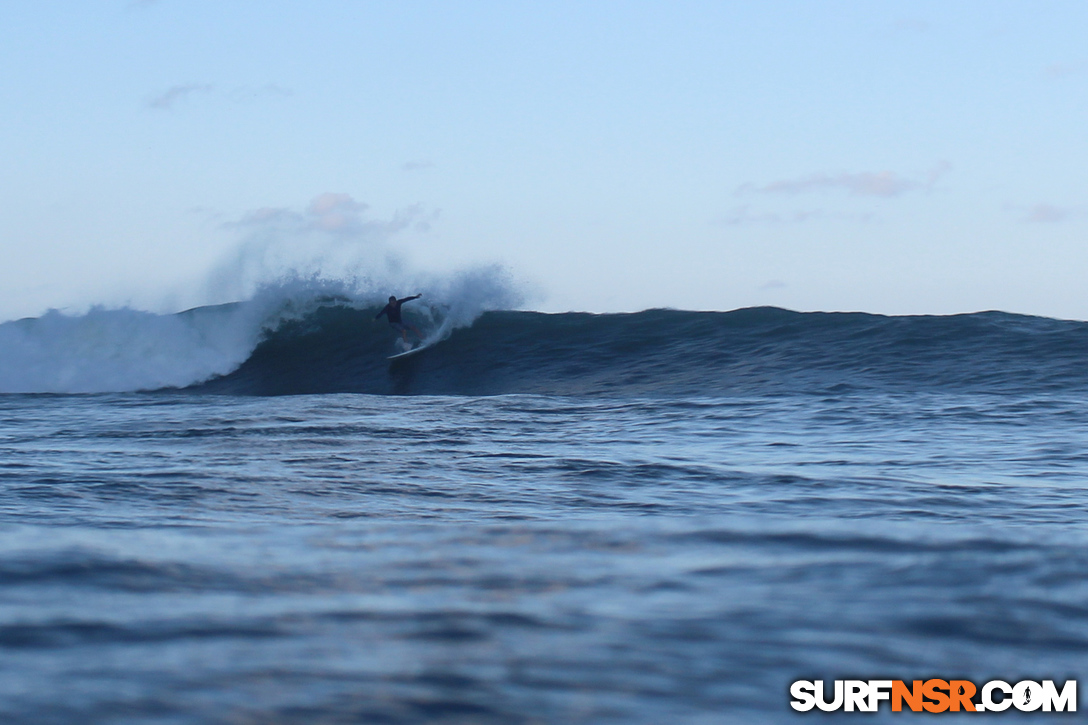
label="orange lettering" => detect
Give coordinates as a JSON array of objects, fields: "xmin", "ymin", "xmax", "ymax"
[
  {"xmin": 892, "ymin": 680, "xmax": 924, "ymax": 712},
  {"xmin": 948, "ymin": 680, "xmax": 976, "ymax": 712},
  {"xmin": 922, "ymin": 679, "xmax": 950, "ymax": 713}
]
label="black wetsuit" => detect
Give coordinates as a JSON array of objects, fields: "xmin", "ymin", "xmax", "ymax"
[{"xmin": 375, "ymin": 295, "xmax": 421, "ymax": 326}]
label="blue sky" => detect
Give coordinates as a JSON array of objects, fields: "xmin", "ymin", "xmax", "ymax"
[{"xmin": 1, "ymin": 1, "xmax": 1086, "ymax": 319}]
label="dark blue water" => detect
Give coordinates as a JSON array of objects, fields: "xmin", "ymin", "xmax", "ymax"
[
  {"xmin": 2, "ymin": 307, "xmax": 1087, "ymax": 722},
  {"xmin": 193, "ymin": 306, "xmax": 1088, "ymax": 397}
]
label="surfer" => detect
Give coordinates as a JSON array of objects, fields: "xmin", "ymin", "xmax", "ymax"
[{"xmin": 375, "ymin": 294, "xmax": 423, "ymax": 343}]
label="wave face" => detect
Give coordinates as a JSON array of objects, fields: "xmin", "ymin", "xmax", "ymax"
[
  {"xmin": 190, "ymin": 306, "xmax": 1088, "ymax": 396},
  {"xmin": 5, "ymin": 294, "xmax": 1085, "ymax": 397}
]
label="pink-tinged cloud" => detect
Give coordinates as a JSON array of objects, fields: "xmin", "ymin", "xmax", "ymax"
[
  {"xmin": 224, "ymin": 194, "xmax": 435, "ymax": 237},
  {"xmin": 307, "ymin": 193, "xmax": 368, "ymax": 232},
  {"xmin": 736, "ymin": 162, "xmax": 950, "ymax": 198},
  {"xmin": 1026, "ymin": 204, "xmax": 1072, "ymax": 223}
]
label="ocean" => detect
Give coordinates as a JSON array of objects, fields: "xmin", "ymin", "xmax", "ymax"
[{"xmin": 1, "ymin": 290, "xmax": 1086, "ymax": 723}]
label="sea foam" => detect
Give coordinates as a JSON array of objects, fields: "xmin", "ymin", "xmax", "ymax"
[{"xmin": 0, "ymin": 269, "xmax": 520, "ymax": 394}]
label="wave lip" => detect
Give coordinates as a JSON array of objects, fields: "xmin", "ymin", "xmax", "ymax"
[
  {"xmin": 0, "ymin": 305, "xmax": 263, "ymax": 394},
  {"xmin": 0, "ymin": 271, "xmax": 518, "ymax": 395}
]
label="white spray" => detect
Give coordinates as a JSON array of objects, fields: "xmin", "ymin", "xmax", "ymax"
[{"xmin": 0, "ymin": 193, "xmax": 525, "ymax": 394}]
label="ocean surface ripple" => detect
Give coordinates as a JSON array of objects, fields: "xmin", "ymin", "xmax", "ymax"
[{"xmin": 2, "ymin": 379, "xmax": 1087, "ymax": 722}]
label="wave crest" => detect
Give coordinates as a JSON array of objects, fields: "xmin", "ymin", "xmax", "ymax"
[{"xmin": 0, "ymin": 269, "xmax": 521, "ymax": 394}]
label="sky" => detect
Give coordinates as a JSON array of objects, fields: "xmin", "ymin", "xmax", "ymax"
[{"xmin": 1, "ymin": 1, "xmax": 1086, "ymax": 320}]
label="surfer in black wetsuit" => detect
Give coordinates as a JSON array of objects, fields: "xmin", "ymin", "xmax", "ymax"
[{"xmin": 375, "ymin": 294, "xmax": 423, "ymax": 342}]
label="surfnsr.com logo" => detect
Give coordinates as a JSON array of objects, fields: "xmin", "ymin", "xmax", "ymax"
[{"xmin": 790, "ymin": 679, "xmax": 1077, "ymax": 713}]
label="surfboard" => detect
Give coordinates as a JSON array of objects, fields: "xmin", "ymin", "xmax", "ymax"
[{"xmin": 387, "ymin": 340, "xmax": 436, "ymax": 361}]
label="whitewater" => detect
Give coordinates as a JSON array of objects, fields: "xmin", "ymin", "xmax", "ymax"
[
  {"xmin": 0, "ymin": 272, "xmax": 519, "ymax": 395},
  {"xmin": 1, "ymin": 282, "xmax": 1086, "ymax": 723}
]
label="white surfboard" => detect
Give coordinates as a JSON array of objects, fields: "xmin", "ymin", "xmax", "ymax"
[{"xmin": 387, "ymin": 340, "xmax": 437, "ymax": 361}]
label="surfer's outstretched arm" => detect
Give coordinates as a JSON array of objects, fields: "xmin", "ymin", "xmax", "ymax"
[{"xmin": 399, "ymin": 294, "xmax": 422, "ymax": 304}]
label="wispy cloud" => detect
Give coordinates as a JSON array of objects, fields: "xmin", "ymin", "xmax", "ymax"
[
  {"xmin": 226, "ymin": 193, "xmax": 437, "ymax": 237},
  {"xmin": 738, "ymin": 172, "xmax": 916, "ymax": 197},
  {"xmin": 1025, "ymin": 204, "xmax": 1075, "ymax": 223},
  {"xmin": 1044, "ymin": 62, "xmax": 1082, "ymax": 79},
  {"xmin": 148, "ymin": 83, "xmax": 293, "ymax": 110},
  {"xmin": 147, "ymin": 83, "xmax": 213, "ymax": 110},
  {"xmin": 736, "ymin": 162, "xmax": 950, "ymax": 198},
  {"xmin": 1004, "ymin": 202, "xmax": 1082, "ymax": 223}
]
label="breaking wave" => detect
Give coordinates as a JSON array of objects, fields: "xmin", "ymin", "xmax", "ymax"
[
  {"xmin": 3, "ymin": 275, "xmax": 1087, "ymax": 397},
  {"xmin": 0, "ymin": 270, "xmax": 518, "ymax": 394}
]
